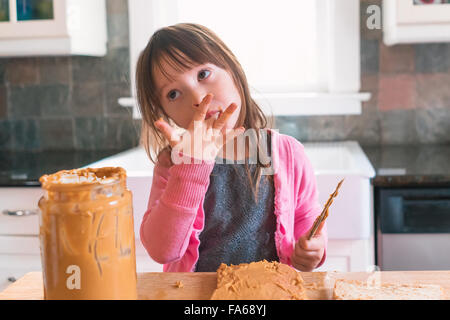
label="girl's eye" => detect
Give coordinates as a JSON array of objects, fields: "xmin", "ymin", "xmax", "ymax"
[
  {"xmin": 167, "ymin": 90, "xmax": 180, "ymax": 101},
  {"xmin": 166, "ymin": 69, "xmax": 210, "ymax": 101},
  {"xmin": 198, "ymin": 69, "xmax": 211, "ymax": 80}
]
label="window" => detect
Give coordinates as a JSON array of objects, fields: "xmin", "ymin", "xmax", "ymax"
[
  {"xmin": 121, "ymin": 0, "xmax": 369, "ymax": 118},
  {"xmin": 179, "ymin": 0, "xmax": 321, "ymax": 93}
]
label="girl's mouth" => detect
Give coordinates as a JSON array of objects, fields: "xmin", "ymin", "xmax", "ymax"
[{"xmin": 205, "ymin": 110, "xmax": 222, "ymax": 120}]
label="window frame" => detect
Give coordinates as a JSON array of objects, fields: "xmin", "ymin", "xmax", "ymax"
[{"xmin": 121, "ymin": 0, "xmax": 370, "ymax": 118}]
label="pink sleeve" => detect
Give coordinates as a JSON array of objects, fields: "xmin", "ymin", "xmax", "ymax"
[
  {"xmin": 292, "ymin": 141, "xmax": 328, "ymax": 269},
  {"xmin": 140, "ymin": 160, "xmax": 214, "ymax": 264}
]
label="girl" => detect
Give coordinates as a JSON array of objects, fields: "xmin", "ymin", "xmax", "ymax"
[{"xmin": 137, "ymin": 23, "xmax": 327, "ymax": 272}]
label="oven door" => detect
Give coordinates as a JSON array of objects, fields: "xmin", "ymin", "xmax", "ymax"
[{"xmin": 376, "ymin": 188, "xmax": 450, "ymax": 271}]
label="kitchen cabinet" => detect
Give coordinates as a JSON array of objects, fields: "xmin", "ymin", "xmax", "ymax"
[
  {"xmin": 0, "ymin": 236, "xmax": 41, "ymax": 292},
  {"xmin": 0, "ymin": 187, "xmax": 42, "ymax": 236},
  {"xmin": 0, "ymin": 187, "xmax": 42, "ymax": 292},
  {"xmin": 0, "ymin": 256, "xmax": 42, "ymax": 292},
  {"xmin": 383, "ymin": 0, "xmax": 450, "ymax": 45},
  {"xmin": 316, "ymin": 239, "xmax": 375, "ymax": 273},
  {"xmin": 0, "ymin": 0, "xmax": 107, "ymax": 56}
]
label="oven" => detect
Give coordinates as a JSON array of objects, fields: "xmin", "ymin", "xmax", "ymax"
[{"xmin": 375, "ymin": 187, "xmax": 450, "ymax": 271}]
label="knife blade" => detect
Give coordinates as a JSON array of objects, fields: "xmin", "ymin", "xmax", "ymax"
[{"xmin": 307, "ymin": 178, "xmax": 344, "ymax": 240}]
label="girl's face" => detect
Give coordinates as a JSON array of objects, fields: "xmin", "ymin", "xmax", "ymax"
[{"xmin": 153, "ymin": 59, "xmax": 242, "ymax": 130}]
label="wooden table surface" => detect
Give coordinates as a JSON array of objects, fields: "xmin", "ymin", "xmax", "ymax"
[{"xmin": 0, "ymin": 271, "xmax": 449, "ymax": 300}]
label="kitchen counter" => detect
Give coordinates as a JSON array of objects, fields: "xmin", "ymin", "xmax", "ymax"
[
  {"xmin": 362, "ymin": 144, "xmax": 450, "ymax": 187},
  {"xmin": 0, "ymin": 150, "xmax": 125, "ymax": 187},
  {"xmin": 0, "ymin": 271, "xmax": 448, "ymax": 300},
  {"xmin": 3, "ymin": 145, "xmax": 449, "ymax": 188}
]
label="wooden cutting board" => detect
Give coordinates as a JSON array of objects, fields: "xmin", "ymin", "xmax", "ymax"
[{"xmin": 1, "ymin": 271, "xmax": 449, "ymax": 300}]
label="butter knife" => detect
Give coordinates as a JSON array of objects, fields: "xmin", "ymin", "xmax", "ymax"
[{"xmin": 307, "ymin": 179, "xmax": 344, "ymax": 240}]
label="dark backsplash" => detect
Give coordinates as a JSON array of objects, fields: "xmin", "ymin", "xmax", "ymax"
[{"xmin": 1, "ymin": 0, "xmax": 449, "ymax": 152}]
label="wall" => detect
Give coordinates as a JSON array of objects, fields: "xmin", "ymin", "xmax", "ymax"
[
  {"xmin": 1, "ymin": 0, "xmax": 449, "ymax": 152},
  {"xmin": 0, "ymin": 0, "xmax": 140, "ymax": 151}
]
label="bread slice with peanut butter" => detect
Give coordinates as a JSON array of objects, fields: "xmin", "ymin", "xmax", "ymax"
[{"xmin": 210, "ymin": 260, "xmax": 308, "ymax": 300}]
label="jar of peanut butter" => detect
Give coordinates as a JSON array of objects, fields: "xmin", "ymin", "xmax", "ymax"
[{"xmin": 38, "ymin": 167, "xmax": 137, "ymax": 300}]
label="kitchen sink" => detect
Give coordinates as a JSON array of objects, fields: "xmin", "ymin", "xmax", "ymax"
[
  {"xmin": 85, "ymin": 140, "xmax": 375, "ymax": 241},
  {"xmin": 303, "ymin": 141, "xmax": 375, "ymax": 240}
]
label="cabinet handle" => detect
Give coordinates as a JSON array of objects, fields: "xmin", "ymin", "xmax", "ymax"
[{"xmin": 2, "ymin": 210, "xmax": 38, "ymax": 217}]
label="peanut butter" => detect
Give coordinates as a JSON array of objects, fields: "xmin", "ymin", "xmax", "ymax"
[
  {"xmin": 210, "ymin": 260, "xmax": 308, "ymax": 300},
  {"xmin": 38, "ymin": 167, "xmax": 137, "ymax": 300}
]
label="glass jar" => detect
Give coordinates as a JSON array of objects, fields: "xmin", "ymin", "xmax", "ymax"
[{"xmin": 38, "ymin": 167, "xmax": 137, "ymax": 300}]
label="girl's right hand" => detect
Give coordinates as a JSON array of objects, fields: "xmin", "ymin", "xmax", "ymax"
[{"xmin": 154, "ymin": 93, "xmax": 244, "ymax": 163}]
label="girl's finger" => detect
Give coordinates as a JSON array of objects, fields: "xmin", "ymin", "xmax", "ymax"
[
  {"xmin": 291, "ymin": 254, "xmax": 310, "ymax": 272},
  {"xmin": 293, "ymin": 244, "xmax": 323, "ymax": 266},
  {"xmin": 298, "ymin": 234, "xmax": 325, "ymax": 252},
  {"xmin": 293, "ymin": 255, "xmax": 314, "ymax": 269},
  {"xmin": 212, "ymin": 103, "xmax": 238, "ymax": 131},
  {"xmin": 192, "ymin": 93, "xmax": 213, "ymax": 123},
  {"xmin": 204, "ymin": 109, "xmax": 219, "ymax": 128},
  {"xmin": 296, "ymin": 246, "xmax": 321, "ymax": 260},
  {"xmin": 155, "ymin": 118, "xmax": 179, "ymax": 146},
  {"xmin": 296, "ymin": 240, "xmax": 319, "ymax": 256}
]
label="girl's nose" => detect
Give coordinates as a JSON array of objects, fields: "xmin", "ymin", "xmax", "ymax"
[{"xmin": 191, "ymin": 90, "xmax": 208, "ymax": 107}]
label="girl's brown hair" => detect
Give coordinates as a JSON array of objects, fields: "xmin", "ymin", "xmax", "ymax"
[{"xmin": 135, "ymin": 23, "xmax": 272, "ymax": 201}]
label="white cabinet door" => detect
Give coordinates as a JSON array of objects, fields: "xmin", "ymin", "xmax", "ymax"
[
  {"xmin": 315, "ymin": 239, "xmax": 375, "ymax": 272},
  {"xmin": 0, "ymin": 187, "xmax": 43, "ymax": 236},
  {"xmin": 0, "ymin": 235, "xmax": 41, "ymax": 292},
  {"xmin": 397, "ymin": 0, "xmax": 450, "ymax": 24},
  {"xmin": 383, "ymin": 0, "xmax": 450, "ymax": 45},
  {"xmin": 0, "ymin": 255, "xmax": 42, "ymax": 292}
]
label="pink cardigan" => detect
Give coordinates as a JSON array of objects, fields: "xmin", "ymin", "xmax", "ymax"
[{"xmin": 140, "ymin": 130, "xmax": 327, "ymax": 272}]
